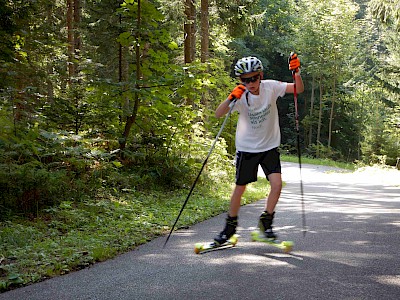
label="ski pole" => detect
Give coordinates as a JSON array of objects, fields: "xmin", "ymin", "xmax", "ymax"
[
  {"xmin": 163, "ymin": 99, "xmax": 238, "ymax": 248},
  {"xmin": 292, "ymin": 69, "xmax": 307, "ymax": 237}
]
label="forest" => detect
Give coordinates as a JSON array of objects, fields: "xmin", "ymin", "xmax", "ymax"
[{"xmin": 1, "ymin": 0, "xmax": 399, "ymax": 217}]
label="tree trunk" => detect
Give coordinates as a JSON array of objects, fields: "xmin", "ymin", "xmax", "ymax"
[
  {"xmin": 120, "ymin": 0, "xmax": 142, "ymax": 151},
  {"xmin": 73, "ymin": 0, "xmax": 81, "ymax": 73},
  {"xmin": 119, "ymin": 13, "xmax": 130, "ymax": 121},
  {"xmin": 184, "ymin": 0, "xmax": 196, "ymax": 63},
  {"xmin": 67, "ymin": 0, "xmax": 74, "ymax": 80},
  {"xmin": 67, "ymin": 0, "xmax": 81, "ymax": 79},
  {"xmin": 66, "ymin": 0, "xmax": 83, "ymax": 134},
  {"xmin": 74, "ymin": 0, "xmax": 82, "ymax": 134},
  {"xmin": 316, "ymin": 76, "xmax": 323, "ymax": 158},
  {"xmin": 46, "ymin": 7, "xmax": 54, "ymax": 104},
  {"xmin": 200, "ymin": 0, "xmax": 209, "ymax": 63},
  {"xmin": 328, "ymin": 77, "xmax": 336, "ymax": 148},
  {"xmin": 308, "ymin": 75, "xmax": 315, "ymax": 147},
  {"xmin": 200, "ymin": 0, "xmax": 209, "ymax": 107}
]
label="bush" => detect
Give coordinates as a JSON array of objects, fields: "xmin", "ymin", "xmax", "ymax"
[
  {"xmin": 306, "ymin": 143, "xmax": 343, "ymax": 161},
  {"xmin": 0, "ymin": 125, "xmax": 234, "ymax": 219},
  {"xmin": 0, "ymin": 132, "xmax": 104, "ymax": 218},
  {"xmin": 0, "ymin": 163, "xmax": 70, "ymax": 218}
]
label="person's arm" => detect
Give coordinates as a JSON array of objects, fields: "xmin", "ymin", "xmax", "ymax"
[
  {"xmin": 215, "ymin": 98, "xmax": 232, "ymax": 118},
  {"xmin": 285, "ymin": 52, "xmax": 304, "ymax": 94},
  {"xmin": 215, "ymin": 84, "xmax": 246, "ymax": 118},
  {"xmin": 286, "ymin": 71, "xmax": 304, "ymax": 94}
]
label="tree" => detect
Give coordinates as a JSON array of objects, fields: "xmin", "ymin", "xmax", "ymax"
[
  {"xmin": 67, "ymin": 0, "xmax": 74, "ymax": 78},
  {"xmin": 366, "ymin": 0, "xmax": 400, "ymax": 165},
  {"xmin": 200, "ymin": 0, "xmax": 209, "ymax": 63},
  {"xmin": 296, "ymin": 0, "xmax": 361, "ymax": 159},
  {"xmin": 184, "ymin": 0, "xmax": 196, "ymax": 63},
  {"xmin": 119, "ymin": 0, "xmax": 142, "ymax": 150},
  {"xmin": 370, "ymin": 0, "xmax": 400, "ymax": 30}
]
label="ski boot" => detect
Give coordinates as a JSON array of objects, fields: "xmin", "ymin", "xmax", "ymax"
[
  {"xmin": 258, "ymin": 211, "xmax": 277, "ymax": 240},
  {"xmin": 214, "ymin": 215, "xmax": 238, "ymax": 245}
]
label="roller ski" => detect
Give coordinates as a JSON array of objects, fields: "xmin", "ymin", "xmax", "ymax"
[
  {"xmin": 194, "ymin": 234, "xmax": 238, "ymax": 254},
  {"xmin": 251, "ymin": 211, "xmax": 293, "ymax": 253},
  {"xmin": 251, "ymin": 231, "xmax": 293, "ymax": 253},
  {"xmin": 195, "ymin": 215, "xmax": 238, "ymax": 254}
]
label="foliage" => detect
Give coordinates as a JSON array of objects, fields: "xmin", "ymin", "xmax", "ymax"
[
  {"xmin": 369, "ymin": 0, "xmax": 400, "ymax": 30},
  {"xmin": 0, "ymin": 170, "xmax": 271, "ymax": 292},
  {"xmin": 0, "ymin": 118, "xmax": 236, "ymax": 215},
  {"xmin": 295, "ymin": 0, "xmax": 362, "ymax": 158},
  {"xmin": 0, "ymin": 130, "xmax": 108, "ymax": 218},
  {"xmin": 362, "ymin": 0, "xmax": 400, "ymax": 165}
]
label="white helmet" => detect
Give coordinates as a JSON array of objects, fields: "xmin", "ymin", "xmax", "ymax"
[{"xmin": 234, "ymin": 56, "xmax": 263, "ymax": 76}]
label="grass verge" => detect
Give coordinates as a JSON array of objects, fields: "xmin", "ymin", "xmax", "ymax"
[
  {"xmin": 281, "ymin": 154, "xmax": 355, "ymax": 170},
  {"xmin": 0, "ymin": 176, "xmax": 269, "ymax": 292}
]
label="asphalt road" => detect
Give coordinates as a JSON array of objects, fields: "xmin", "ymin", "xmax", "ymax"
[{"xmin": 2, "ymin": 162, "xmax": 400, "ymax": 300}]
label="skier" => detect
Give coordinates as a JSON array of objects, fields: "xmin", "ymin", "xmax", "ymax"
[{"xmin": 213, "ymin": 53, "xmax": 304, "ymax": 244}]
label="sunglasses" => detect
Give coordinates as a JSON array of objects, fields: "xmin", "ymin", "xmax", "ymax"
[{"xmin": 240, "ymin": 74, "xmax": 260, "ymax": 84}]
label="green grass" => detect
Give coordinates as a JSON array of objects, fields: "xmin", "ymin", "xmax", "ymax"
[
  {"xmin": 281, "ymin": 154, "xmax": 356, "ymax": 171},
  {"xmin": 0, "ymin": 176, "xmax": 269, "ymax": 292}
]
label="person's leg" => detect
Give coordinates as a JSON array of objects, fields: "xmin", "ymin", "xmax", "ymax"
[
  {"xmin": 214, "ymin": 151, "xmax": 258, "ymax": 244},
  {"xmin": 259, "ymin": 148, "xmax": 282, "ymax": 239},
  {"xmin": 264, "ymin": 172, "xmax": 282, "ymax": 213},
  {"xmin": 258, "ymin": 173, "xmax": 282, "ymax": 239},
  {"xmin": 229, "ymin": 184, "xmax": 246, "ymax": 217},
  {"xmin": 214, "ymin": 185, "xmax": 246, "ymax": 245}
]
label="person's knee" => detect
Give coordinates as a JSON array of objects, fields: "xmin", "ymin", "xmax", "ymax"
[
  {"xmin": 238, "ymin": 184, "xmax": 246, "ymax": 190},
  {"xmin": 271, "ymin": 181, "xmax": 282, "ymax": 192},
  {"xmin": 269, "ymin": 175, "xmax": 282, "ymax": 191},
  {"xmin": 235, "ymin": 185, "xmax": 247, "ymax": 194}
]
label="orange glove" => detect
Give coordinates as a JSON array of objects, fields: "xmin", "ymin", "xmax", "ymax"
[
  {"xmin": 288, "ymin": 52, "xmax": 301, "ymax": 73},
  {"xmin": 228, "ymin": 84, "xmax": 246, "ymax": 101}
]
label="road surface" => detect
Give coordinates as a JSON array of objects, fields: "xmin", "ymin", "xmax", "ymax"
[{"xmin": 2, "ymin": 162, "xmax": 400, "ymax": 299}]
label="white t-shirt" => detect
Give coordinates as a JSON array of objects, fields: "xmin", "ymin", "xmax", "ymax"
[{"xmin": 232, "ymin": 80, "xmax": 287, "ymax": 153}]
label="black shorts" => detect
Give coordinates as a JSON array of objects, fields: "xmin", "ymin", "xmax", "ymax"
[{"xmin": 235, "ymin": 148, "xmax": 281, "ymax": 185}]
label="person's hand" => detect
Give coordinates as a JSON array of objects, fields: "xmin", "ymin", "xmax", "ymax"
[
  {"xmin": 228, "ymin": 84, "xmax": 246, "ymax": 101},
  {"xmin": 288, "ymin": 52, "xmax": 301, "ymax": 73}
]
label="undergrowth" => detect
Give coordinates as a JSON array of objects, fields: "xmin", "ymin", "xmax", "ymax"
[{"xmin": 0, "ymin": 173, "xmax": 269, "ymax": 292}]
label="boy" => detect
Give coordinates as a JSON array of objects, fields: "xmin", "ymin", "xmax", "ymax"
[{"xmin": 214, "ymin": 54, "xmax": 304, "ymax": 244}]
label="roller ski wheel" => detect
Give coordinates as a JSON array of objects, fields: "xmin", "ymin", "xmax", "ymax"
[
  {"xmin": 194, "ymin": 234, "xmax": 238, "ymax": 254},
  {"xmin": 251, "ymin": 231, "xmax": 293, "ymax": 253}
]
